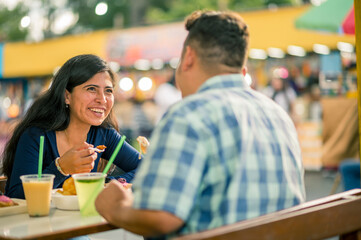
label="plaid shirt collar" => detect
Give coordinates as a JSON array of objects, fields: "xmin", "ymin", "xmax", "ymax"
[{"xmin": 197, "ymin": 74, "xmax": 250, "ymax": 93}]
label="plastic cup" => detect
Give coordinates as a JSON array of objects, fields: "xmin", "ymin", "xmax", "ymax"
[
  {"xmin": 72, "ymin": 172, "xmax": 105, "ymax": 216},
  {"xmin": 20, "ymin": 174, "xmax": 55, "ymax": 217}
]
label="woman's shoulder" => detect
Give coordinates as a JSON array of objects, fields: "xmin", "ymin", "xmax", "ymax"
[
  {"xmin": 22, "ymin": 126, "xmax": 47, "ymax": 136},
  {"xmin": 18, "ymin": 127, "xmax": 51, "ymax": 145}
]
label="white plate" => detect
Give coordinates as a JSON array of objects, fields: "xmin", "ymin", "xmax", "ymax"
[
  {"xmin": 0, "ymin": 198, "xmax": 27, "ymax": 216},
  {"xmin": 51, "ymin": 189, "xmax": 79, "ymax": 211}
]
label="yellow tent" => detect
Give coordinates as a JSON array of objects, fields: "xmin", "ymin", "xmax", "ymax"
[{"xmin": 3, "ymin": 31, "xmax": 108, "ymax": 78}]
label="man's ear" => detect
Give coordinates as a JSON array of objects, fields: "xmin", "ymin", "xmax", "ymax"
[
  {"xmin": 182, "ymin": 46, "xmax": 196, "ymax": 71},
  {"xmin": 242, "ymin": 66, "xmax": 248, "ymax": 76}
]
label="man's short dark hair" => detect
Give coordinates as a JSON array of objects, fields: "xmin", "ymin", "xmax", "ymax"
[{"xmin": 184, "ymin": 10, "xmax": 249, "ymax": 71}]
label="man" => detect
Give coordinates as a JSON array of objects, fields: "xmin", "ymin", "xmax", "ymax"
[{"xmin": 95, "ymin": 10, "xmax": 305, "ymax": 239}]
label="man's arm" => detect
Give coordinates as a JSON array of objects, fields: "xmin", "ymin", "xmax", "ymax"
[{"xmin": 95, "ymin": 180, "xmax": 184, "ymax": 237}]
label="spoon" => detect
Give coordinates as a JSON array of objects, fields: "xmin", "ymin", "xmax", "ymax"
[{"xmin": 91, "ymin": 145, "xmax": 107, "ymax": 153}]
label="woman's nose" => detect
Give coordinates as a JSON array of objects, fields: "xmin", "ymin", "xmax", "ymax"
[{"xmin": 96, "ymin": 92, "xmax": 107, "ymax": 103}]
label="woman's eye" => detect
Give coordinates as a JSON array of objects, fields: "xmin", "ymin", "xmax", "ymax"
[
  {"xmin": 105, "ymin": 88, "xmax": 113, "ymax": 94},
  {"xmin": 87, "ymin": 87, "xmax": 96, "ymax": 92}
]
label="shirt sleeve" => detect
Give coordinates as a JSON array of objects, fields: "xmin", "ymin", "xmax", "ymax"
[
  {"xmin": 101, "ymin": 128, "xmax": 140, "ymax": 183},
  {"xmin": 132, "ymin": 110, "xmax": 207, "ymax": 221},
  {"xmin": 5, "ymin": 128, "xmax": 64, "ymax": 199}
]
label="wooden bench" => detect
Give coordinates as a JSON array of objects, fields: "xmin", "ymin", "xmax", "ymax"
[{"xmin": 174, "ymin": 189, "xmax": 361, "ymax": 240}]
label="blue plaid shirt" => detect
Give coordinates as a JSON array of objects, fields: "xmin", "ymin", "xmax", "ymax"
[{"xmin": 132, "ymin": 74, "xmax": 305, "ymax": 239}]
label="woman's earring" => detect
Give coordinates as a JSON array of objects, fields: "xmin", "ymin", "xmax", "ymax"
[{"xmin": 66, "ymin": 104, "xmax": 69, "ymax": 108}]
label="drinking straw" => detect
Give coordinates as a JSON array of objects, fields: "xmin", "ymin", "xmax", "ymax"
[
  {"xmin": 80, "ymin": 135, "xmax": 127, "ymax": 215},
  {"xmin": 38, "ymin": 136, "xmax": 44, "ymax": 179},
  {"xmin": 102, "ymin": 135, "xmax": 126, "ymax": 174}
]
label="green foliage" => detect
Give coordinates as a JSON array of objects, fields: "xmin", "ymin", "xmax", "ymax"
[
  {"xmin": 0, "ymin": 0, "xmax": 297, "ymax": 42},
  {"xmin": 146, "ymin": 0, "xmax": 219, "ymax": 24},
  {"xmin": 145, "ymin": 0, "xmax": 295, "ymax": 24},
  {"xmin": 230, "ymin": 0, "xmax": 268, "ymax": 11},
  {"xmin": 66, "ymin": 1, "xmax": 130, "ymax": 33},
  {"xmin": 0, "ymin": 3, "xmax": 28, "ymax": 42}
]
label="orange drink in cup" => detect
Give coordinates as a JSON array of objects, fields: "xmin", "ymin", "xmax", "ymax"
[{"xmin": 20, "ymin": 174, "xmax": 55, "ymax": 217}]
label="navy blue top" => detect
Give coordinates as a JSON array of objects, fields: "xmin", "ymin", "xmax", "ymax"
[{"xmin": 5, "ymin": 126, "xmax": 140, "ymax": 199}]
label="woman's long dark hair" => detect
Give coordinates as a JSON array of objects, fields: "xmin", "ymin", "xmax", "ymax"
[{"xmin": 1, "ymin": 54, "xmax": 118, "ymax": 178}]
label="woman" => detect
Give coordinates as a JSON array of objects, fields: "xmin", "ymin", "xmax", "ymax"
[{"xmin": 2, "ymin": 54, "xmax": 140, "ymax": 199}]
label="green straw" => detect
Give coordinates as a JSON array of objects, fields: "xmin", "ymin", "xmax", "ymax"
[
  {"xmin": 102, "ymin": 135, "xmax": 126, "ymax": 174},
  {"xmin": 80, "ymin": 135, "xmax": 127, "ymax": 215},
  {"xmin": 38, "ymin": 136, "xmax": 44, "ymax": 179}
]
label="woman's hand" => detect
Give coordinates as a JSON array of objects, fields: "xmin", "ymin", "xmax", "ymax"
[{"xmin": 57, "ymin": 142, "xmax": 97, "ymax": 174}]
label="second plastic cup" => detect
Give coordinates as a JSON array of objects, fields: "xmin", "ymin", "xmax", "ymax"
[
  {"xmin": 20, "ymin": 174, "xmax": 55, "ymax": 217},
  {"xmin": 72, "ymin": 172, "xmax": 105, "ymax": 216}
]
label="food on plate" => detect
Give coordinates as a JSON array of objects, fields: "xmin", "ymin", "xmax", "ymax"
[
  {"xmin": 57, "ymin": 177, "xmax": 77, "ymax": 195},
  {"xmin": 96, "ymin": 145, "xmax": 107, "ymax": 150},
  {"xmin": 52, "ymin": 189, "xmax": 79, "ymax": 211},
  {"xmin": 136, "ymin": 136, "xmax": 149, "ymax": 159},
  {"xmin": 118, "ymin": 178, "xmax": 132, "ymax": 189},
  {"xmin": 0, "ymin": 192, "xmax": 18, "ymax": 208}
]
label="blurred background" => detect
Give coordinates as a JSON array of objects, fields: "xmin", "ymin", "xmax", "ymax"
[{"xmin": 0, "ymin": 0, "xmax": 357, "ymax": 198}]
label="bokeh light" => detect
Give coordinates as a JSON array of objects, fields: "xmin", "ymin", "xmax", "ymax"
[
  {"xmin": 138, "ymin": 77, "xmax": 153, "ymax": 91},
  {"xmin": 119, "ymin": 77, "xmax": 134, "ymax": 92},
  {"xmin": 95, "ymin": 2, "xmax": 108, "ymax": 16},
  {"xmin": 20, "ymin": 16, "xmax": 31, "ymax": 28}
]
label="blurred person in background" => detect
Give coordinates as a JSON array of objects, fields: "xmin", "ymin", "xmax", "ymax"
[
  {"xmin": 114, "ymin": 99, "xmax": 156, "ymax": 144},
  {"xmin": 132, "ymin": 100, "xmax": 156, "ymax": 140},
  {"xmin": 262, "ymin": 73, "xmax": 297, "ymax": 117},
  {"xmin": 96, "ymin": 10, "xmax": 305, "ymax": 239},
  {"xmin": 339, "ymin": 159, "xmax": 360, "ymax": 191},
  {"xmin": 308, "ymin": 84, "xmax": 322, "ymax": 122},
  {"xmin": 154, "ymin": 73, "xmax": 181, "ymax": 123},
  {"xmin": 2, "ymin": 54, "xmax": 141, "ymax": 199}
]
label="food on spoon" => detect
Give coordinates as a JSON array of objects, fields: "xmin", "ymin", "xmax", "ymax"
[
  {"xmin": 57, "ymin": 177, "xmax": 77, "ymax": 195},
  {"xmin": 0, "ymin": 192, "xmax": 18, "ymax": 207},
  {"xmin": 96, "ymin": 145, "xmax": 107, "ymax": 150},
  {"xmin": 92, "ymin": 145, "xmax": 106, "ymax": 153},
  {"xmin": 136, "ymin": 136, "xmax": 149, "ymax": 159},
  {"xmin": 118, "ymin": 178, "xmax": 132, "ymax": 189}
]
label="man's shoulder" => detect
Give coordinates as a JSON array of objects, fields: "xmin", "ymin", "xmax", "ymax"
[{"xmin": 169, "ymin": 93, "xmax": 214, "ymax": 115}]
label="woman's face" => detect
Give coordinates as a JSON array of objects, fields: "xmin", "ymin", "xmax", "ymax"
[
  {"xmin": 65, "ymin": 71, "xmax": 114, "ymax": 127},
  {"xmin": 271, "ymin": 77, "xmax": 283, "ymax": 91}
]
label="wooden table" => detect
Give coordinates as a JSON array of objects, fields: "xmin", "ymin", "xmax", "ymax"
[
  {"xmin": 0, "ymin": 207, "xmax": 117, "ymax": 240},
  {"xmin": 174, "ymin": 189, "xmax": 361, "ymax": 240}
]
